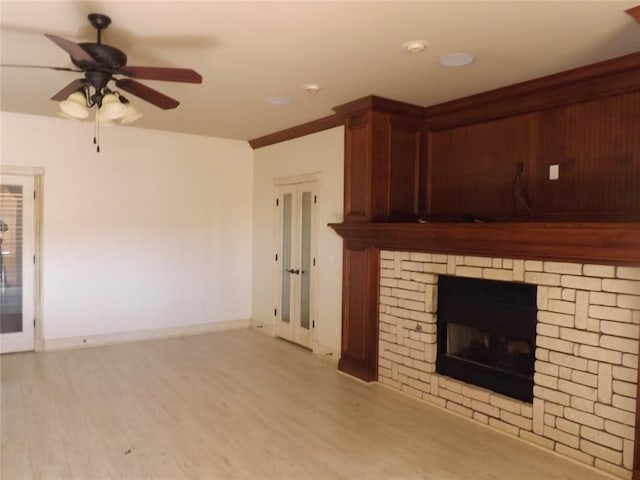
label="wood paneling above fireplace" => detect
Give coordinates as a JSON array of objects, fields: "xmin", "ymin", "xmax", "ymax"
[
  {"xmin": 427, "ymin": 91, "xmax": 640, "ymax": 221},
  {"xmin": 424, "ymin": 53, "xmax": 640, "ymax": 222}
]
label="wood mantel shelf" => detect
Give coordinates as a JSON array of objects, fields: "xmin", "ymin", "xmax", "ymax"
[{"xmin": 329, "ymin": 222, "xmax": 640, "ymax": 267}]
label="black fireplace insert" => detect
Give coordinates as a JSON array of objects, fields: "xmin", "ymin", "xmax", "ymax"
[{"xmin": 436, "ymin": 275, "xmax": 537, "ymax": 403}]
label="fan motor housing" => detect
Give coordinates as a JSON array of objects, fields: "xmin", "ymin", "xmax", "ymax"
[{"xmin": 72, "ymin": 43, "xmax": 127, "ymax": 71}]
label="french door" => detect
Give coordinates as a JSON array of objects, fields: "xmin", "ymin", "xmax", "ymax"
[
  {"xmin": 0, "ymin": 173, "xmax": 36, "ymax": 353},
  {"xmin": 275, "ymin": 178, "xmax": 317, "ymax": 349}
]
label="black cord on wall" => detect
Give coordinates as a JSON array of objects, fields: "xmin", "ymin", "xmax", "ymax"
[{"xmin": 512, "ymin": 162, "xmax": 533, "ymax": 220}]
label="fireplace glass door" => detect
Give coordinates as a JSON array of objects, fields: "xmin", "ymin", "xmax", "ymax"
[
  {"xmin": 436, "ymin": 275, "xmax": 536, "ymax": 402},
  {"xmin": 446, "ymin": 323, "xmax": 535, "ymax": 377}
]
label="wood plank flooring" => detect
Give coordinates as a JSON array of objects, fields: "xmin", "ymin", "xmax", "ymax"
[{"xmin": 1, "ymin": 329, "xmax": 616, "ymax": 479}]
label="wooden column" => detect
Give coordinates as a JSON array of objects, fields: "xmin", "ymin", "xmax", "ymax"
[
  {"xmin": 333, "ymin": 96, "xmax": 424, "ymax": 381},
  {"xmin": 338, "ymin": 241, "xmax": 379, "ymax": 381},
  {"xmin": 335, "ymin": 96, "xmax": 424, "ymax": 223}
]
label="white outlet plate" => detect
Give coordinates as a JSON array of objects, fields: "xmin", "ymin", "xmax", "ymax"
[{"xmin": 549, "ymin": 164, "xmax": 559, "ymax": 180}]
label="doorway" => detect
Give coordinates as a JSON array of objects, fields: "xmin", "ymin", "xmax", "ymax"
[
  {"xmin": 274, "ymin": 175, "xmax": 318, "ymax": 349},
  {"xmin": 0, "ymin": 170, "xmax": 40, "ymax": 353}
]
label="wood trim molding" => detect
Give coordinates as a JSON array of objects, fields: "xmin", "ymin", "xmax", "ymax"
[
  {"xmin": 251, "ymin": 53, "xmax": 640, "ymax": 149},
  {"xmin": 423, "ymin": 52, "xmax": 640, "ymax": 131},
  {"xmin": 328, "ymin": 222, "xmax": 640, "ymax": 267},
  {"xmin": 251, "ymin": 52, "xmax": 640, "ymax": 149},
  {"xmin": 249, "ymin": 114, "xmax": 343, "ymax": 149},
  {"xmin": 338, "ymin": 354, "xmax": 378, "ymax": 382},
  {"xmin": 627, "ymin": 5, "xmax": 640, "ymax": 23},
  {"xmin": 274, "ymin": 171, "xmax": 321, "ymax": 186},
  {"xmin": 0, "ymin": 165, "xmax": 45, "ymax": 176},
  {"xmin": 334, "ymin": 95, "xmax": 424, "ymax": 118}
]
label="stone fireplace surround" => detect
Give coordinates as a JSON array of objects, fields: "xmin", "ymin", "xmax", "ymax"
[{"xmin": 378, "ymin": 251, "xmax": 640, "ymax": 479}]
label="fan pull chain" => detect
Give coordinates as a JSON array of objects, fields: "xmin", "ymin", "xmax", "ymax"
[{"xmin": 93, "ymin": 109, "xmax": 101, "ymax": 153}]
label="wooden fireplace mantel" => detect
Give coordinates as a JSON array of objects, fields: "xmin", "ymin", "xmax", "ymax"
[
  {"xmin": 329, "ymin": 222, "xmax": 640, "ymax": 267},
  {"xmin": 329, "ymin": 222, "xmax": 640, "ymax": 266}
]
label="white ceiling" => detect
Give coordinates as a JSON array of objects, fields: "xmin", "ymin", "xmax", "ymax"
[{"xmin": 1, "ymin": 1, "xmax": 639, "ymax": 142}]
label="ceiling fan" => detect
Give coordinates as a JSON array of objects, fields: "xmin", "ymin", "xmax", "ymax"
[
  {"xmin": 2, "ymin": 13, "xmax": 203, "ymax": 151},
  {"xmin": 3, "ymin": 13, "xmax": 202, "ymax": 112}
]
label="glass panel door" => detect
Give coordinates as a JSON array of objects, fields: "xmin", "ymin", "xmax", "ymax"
[
  {"xmin": 275, "ymin": 179, "xmax": 317, "ymax": 349},
  {"xmin": 280, "ymin": 193, "xmax": 293, "ymax": 324},
  {"xmin": 299, "ymin": 191, "xmax": 312, "ymax": 330},
  {"xmin": 0, "ymin": 174, "xmax": 35, "ymax": 353}
]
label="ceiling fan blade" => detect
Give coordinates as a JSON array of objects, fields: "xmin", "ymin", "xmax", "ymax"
[
  {"xmin": 115, "ymin": 78, "xmax": 179, "ymax": 109},
  {"xmin": 0, "ymin": 64, "xmax": 81, "ymax": 72},
  {"xmin": 119, "ymin": 66, "xmax": 202, "ymax": 83},
  {"xmin": 51, "ymin": 79, "xmax": 86, "ymax": 101},
  {"xmin": 626, "ymin": 5, "xmax": 640, "ymax": 23},
  {"xmin": 44, "ymin": 33, "xmax": 97, "ymax": 64}
]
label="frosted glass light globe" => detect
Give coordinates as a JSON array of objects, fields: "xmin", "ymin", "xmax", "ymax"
[{"xmin": 59, "ymin": 91, "xmax": 89, "ymax": 119}]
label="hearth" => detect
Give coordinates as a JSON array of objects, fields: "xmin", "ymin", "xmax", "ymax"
[{"xmin": 436, "ymin": 275, "xmax": 537, "ymax": 402}]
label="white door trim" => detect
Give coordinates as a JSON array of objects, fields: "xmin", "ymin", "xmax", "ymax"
[
  {"xmin": 273, "ymin": 173, "xmax": 319, "ymax": 349},
  {"xmin": 274, "ymin": 171, "xmax": 321, "ymax": 187},
  {"xmin": 0, "ymin": 166, "xmax": 44, "ymax": 352}
]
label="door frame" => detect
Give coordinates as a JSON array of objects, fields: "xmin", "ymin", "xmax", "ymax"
[
  {"xmin": 0, "ymin": 166, "xmax": 44, "ymax": 352},
  {"xmin": 273, "ymin": 172, "xmax": 320, "ymax": 350}
]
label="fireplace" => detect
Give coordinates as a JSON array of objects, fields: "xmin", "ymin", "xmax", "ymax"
[
  {"xmin": 377, "ymin": 250, "xmax": 640, "ymax": 479},
  {"xmin": 436, "ymin": 275, "xmax": 536, "ymax": 402}
]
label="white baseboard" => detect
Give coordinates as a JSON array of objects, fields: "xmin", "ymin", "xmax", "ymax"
[
  {"xmin": 251, "ymin": 320, "xmax": 276, "ymax": 336},
  {"xmin": 312, "ymin": 342, "xmax": 340, "ymax": 363},
  {"xmin": 43, "ymin": 318, "xmax": 251, "ymax": 351},
  {"xmin": 251, "ymin": 321, "xmax": 340, "ymax": 362}
]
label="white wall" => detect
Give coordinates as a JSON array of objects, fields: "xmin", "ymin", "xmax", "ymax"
[
  {"xmin": 1, "ymin": 112, "xmax": 253, "ymax": 344},
  {"xmin": 252, "ymin": 127, "xmax": 344, "ymax": 355}
]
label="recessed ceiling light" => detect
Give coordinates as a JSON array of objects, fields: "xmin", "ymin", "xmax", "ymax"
[
  {"xmin": 402, "ymin": 40, "xmax": 429, "ymax": 54},
  {"xmin": 303, "ymin": 83, "xmax": 322, "ymax": 94},
  {"xmin": 440, "ymin": 52, "xmax": 475, "ymax": 67},
  {"xmin": 267, "ymin": 96, "xmax": 293, "ymax": 105}
]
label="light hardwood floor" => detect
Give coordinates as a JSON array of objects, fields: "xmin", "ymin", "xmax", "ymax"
[{"xmin": 1, "ymin": 329, "xmax": 617, "ymax": 480}]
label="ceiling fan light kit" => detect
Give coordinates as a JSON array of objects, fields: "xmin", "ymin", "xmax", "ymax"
[
  {"xmin": 118, "ymin": 101, "xmax": 143, "ymax": 125},
  {"xmin": 57, "ymin": 111, "xmax": 82, "ymax": 121},
  {"xmin": 59, "ymin": 91, "xmax": 90, "ymax": 119},
  {"xmin": 99, "ymin": 93, "xmax": 128, "ymax": 120},
  {"xmin": 6, "ymin": 12, "xmax": 202, "ymax": 152}
]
